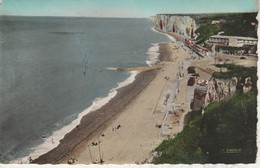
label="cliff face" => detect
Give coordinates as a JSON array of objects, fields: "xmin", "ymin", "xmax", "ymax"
[
  {"xmin": 156, "ymin": 14, "xmax": 198, "ymax": 38},
  {"xmin": 192, "ymin": 77, "xmax": 239, "ymax": 111}
]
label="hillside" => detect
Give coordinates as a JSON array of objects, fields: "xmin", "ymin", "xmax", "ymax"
[
  {"xmin": 154, "ymin": 65, "xmax": 257, "ymax": 164},
  {"xmin": 195, "ymin": 13, "xmax": 257, "ymax": 44}
]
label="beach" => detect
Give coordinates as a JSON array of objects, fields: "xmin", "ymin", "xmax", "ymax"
[
  {"xmin": 1, "ymin": 17, "xmax": 174, "ymax": 164},
  {"xmin": 0, "ymin": 8, "xmax": 257, "ymax": 166},
  {"xmin": 31, "ymin": 38, "xmax": 192, "ymax": 164},
  {"xmin": 53, "ymin": 41, "xmax": 191, "ymax": 164},
  {"xmin": 33, "ymin": 29, "xmax": 258, "ymax": 164}
]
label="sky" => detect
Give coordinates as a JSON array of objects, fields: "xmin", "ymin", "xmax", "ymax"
[{"xmin": 0, "ymin": 0, "xmax": 258, "ymax": 18}]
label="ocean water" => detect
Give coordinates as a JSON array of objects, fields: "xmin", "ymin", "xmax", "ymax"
[{"xmin": 0, "ymin": 16, "xmax": 170, "ymax": 163}]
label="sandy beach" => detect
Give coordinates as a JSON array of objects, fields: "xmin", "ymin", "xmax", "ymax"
[
  {"xmin": 52, "ymin": 41, "xmax": 191, "ymax": 164},
  {"xmin": 1, "ymin": 7, "xmax": 257, "ymax": 166},
  {"xmin": 33, "ymin": 31, "xmax": 257, "ymax": 164},
  {"xmin": 32, "ymin": 36, "xmax": 193, "ymax": 164}
]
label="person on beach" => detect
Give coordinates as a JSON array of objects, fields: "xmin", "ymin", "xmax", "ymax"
[
  {"xmin": 29, "ymin": 157, "xmax": 33, "ymax": 163},
  {"xmin": 163, "ymin": 94, "xmax": 170, "ymax": 105}
]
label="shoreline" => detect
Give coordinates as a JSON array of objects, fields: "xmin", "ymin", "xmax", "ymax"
[
  {"xmin": 32, "ymin": 42, "xmax": 171, "ymax": 164},
  {"xmin": 55, "ymin": 41, "xmax": 190, "ymax": 164},
  {"xmin": 12, "ymin": 71, "xmax": 138, "ymax": 164},
  {"xmin": 11, "ymin": 42, "xmax": 163, "ymax": 164}
]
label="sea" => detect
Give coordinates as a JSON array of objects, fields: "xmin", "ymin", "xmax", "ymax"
[{"xmin": 0, "ymin": 16, "xmax": 170, "ymax": 163}]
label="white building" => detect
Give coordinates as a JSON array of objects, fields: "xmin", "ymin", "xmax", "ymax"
[{"xmin": 208, "ymin": 35, "xmax": 257, "ymax": 47}]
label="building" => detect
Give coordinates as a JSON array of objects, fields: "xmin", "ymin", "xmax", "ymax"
[
  {"xmin": 208, "ymin": 35, "xmax": 257, "ymax": 47},
  {"xmin": 192, "ymin": 87, "xmax": 207, "ymax": 111},
  {"xmin": 211, "ymin": 19, "xmax": 226, "ymax": 25},
  {"xmin": 211, "ymin": 20, "xmax": 221, "ymax": 24}
]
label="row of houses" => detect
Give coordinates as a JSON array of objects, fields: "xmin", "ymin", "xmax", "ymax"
[
  {"xmin": 183, "ymin": 34, "xmax": 257, "ymax": 57},
  {"xmin": 183, "ymin": 40, "xmax": 210, "ymax": 57},
  {"xmin": 207, "ymin": 35, "xmax": 257, "ymax": 55}
]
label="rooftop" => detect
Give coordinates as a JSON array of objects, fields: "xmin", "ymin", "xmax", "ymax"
[{"xmin": 210, "ymin": 35, "xmax": 257, "ymax": 41}]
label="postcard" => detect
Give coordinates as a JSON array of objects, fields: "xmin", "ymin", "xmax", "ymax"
[{"xmin": 0, "ymin": 0, "xmax": 258, "ymax": 167}]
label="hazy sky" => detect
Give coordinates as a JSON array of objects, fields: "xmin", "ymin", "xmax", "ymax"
[{"xmin": 0, "ymin": 0, "xmax": 258, "ymax": 18}]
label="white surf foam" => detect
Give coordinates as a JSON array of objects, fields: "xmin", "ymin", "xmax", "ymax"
[
  {"xmin": 121, "ymin": 27, "xmax": 175, "ymax": 71},
  {"xmin": 10, "ymin": 71, "xmax": 138, "ymax": 164},
  {"xmin": 146, "ymin": 43, "xmax": 160, "ymax": 66},
  {"xmin": 106, "ymin": 67, "xmax": 118, "ymax": 71},
  {"xmin": 145, "ymin": 27, "xmax": 177, "ymax": 67}
]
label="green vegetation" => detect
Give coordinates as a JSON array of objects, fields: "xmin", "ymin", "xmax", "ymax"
[
  {"xmin": 203, "ymin": 14, "xmax": 232, "ymax": 21},
  {"xmin": 154, "ymin": 93, "xmax": 257, "ymax": 164},
  {"xmin": 186, "ymin": 28, "xmax": 190, "ymax": 36},
  {"xmin": 220, "ymin": 13, "xmax": 257, "ymax": 38},
  {"xmin": 195, "ymin": 24, "xmax": 221, "ymax": 44},
  {"xmin": 154, "ymin": 65, "xmax": 257, "ymax": 164},
  {"xmin": 213, "ymin": 64, "xmax": 257, "ymax": 91},
  {"xmin": 154, "ymin": 111, "xmax": 208, "ymax": 164},
  {"xmin": 195, "ymin": 13, "xmax": 257, "ymax": 44},
  {"xmin": 200, "ymin": 92, "xmax": 257, "ymax": 163}
]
